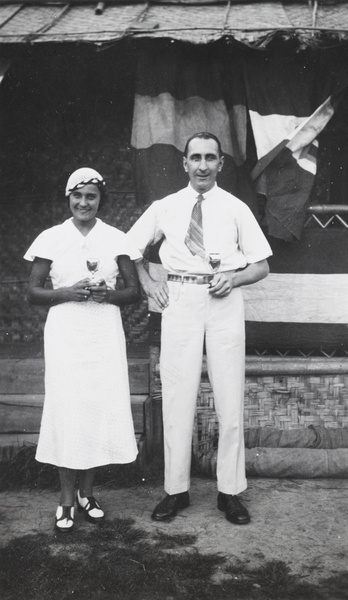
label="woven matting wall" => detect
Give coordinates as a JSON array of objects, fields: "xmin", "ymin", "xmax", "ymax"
[
  {"xmin": 151, "ymin": 357, "xmax": 348, "ymax": 464},
  {"xmin": 193, "ymin": 373, "xmax": 348, "ymax": 468}
]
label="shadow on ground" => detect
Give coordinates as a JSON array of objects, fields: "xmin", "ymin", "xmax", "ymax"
[{"xmin": 0, "ymin": 516, "xmax": 347, "ymax": 600}]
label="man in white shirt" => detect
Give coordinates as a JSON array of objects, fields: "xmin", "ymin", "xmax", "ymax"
[{"xmin": 128, "ymin": 132, "xmax": 272, "ymax": 524}]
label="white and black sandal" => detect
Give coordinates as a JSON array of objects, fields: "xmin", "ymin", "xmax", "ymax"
[
  {"xmin": 77, "ymin": 491, "xmax": 105, "ymax": 524},
  {"xmin": 55, "ymin": 505, "xmax": 75, "ymax": 533}
]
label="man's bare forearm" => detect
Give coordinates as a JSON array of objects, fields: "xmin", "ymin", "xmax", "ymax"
[
  {"xmin": 231, "ymin": 259, "xmax": 270, "ymax": 288},
  {"xmin": 135, "ymin": 258, "xmax": 169, "ymax": 309},
  {"xmin": 135, "ymin": 259, "xmax": 153, "ymax": 293}
]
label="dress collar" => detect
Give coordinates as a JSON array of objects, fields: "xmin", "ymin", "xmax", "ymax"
[{"xmin": 68, "ymin": 217, "xmax": 100, "ymax": 237}]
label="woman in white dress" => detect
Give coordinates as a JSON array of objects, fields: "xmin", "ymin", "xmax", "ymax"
[{"xmin": 24, "ymin": 168, "xmax": 141, "ymax": 533}]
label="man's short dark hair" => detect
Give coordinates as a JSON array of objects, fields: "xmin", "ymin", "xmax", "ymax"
[{"xmin": 184, "ymin": 132, "xmax": 223, "ymax": 158}]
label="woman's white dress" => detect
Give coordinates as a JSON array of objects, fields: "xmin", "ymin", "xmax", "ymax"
[{"xmin": 24, "ymin": 218, "xmax": 141, "ymax": 469}]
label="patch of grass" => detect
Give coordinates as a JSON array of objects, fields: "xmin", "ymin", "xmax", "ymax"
[
  {"xmin": 315, "ymin": 571, "xmax": 348, "ymax": 600},
  {"xmin": 0, "ymin": 446, "xmax": 60, "ymax": 491},
  {"xmin": 0, "ymin": 520, "xmax": 222, "ymax": 600},
  {"xmin": 152, "ymin": 531, "xmax": 198, "ymax": 549},
  {"xmin": 0, "ymin": 446, "xmax": 164, "ymax": 492},
  {"xmin": 0, "ymin": 518, "xmax": 346, "ymax": 600},
  {"xmin": 224, "ymin": 560, "xmax": 308, "ymax": 599}
]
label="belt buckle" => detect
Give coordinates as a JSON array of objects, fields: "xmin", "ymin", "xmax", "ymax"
[{"xmin": 195, "ymin": 275, "xmax": 206, "ymax": 284}]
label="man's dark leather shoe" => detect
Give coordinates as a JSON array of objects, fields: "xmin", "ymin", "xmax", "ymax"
[
  {"xmin": 151, "ymin": 492, "xmax": 190, "ymax": 521},
  {"xmin": 217, "ymin": 492, "xmax": 250, "ymax": 525}
]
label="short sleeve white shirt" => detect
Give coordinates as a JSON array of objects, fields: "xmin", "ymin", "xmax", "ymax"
[{"xmin": 127, "ymin": 184, "xmax": 272, "ymax": 273}]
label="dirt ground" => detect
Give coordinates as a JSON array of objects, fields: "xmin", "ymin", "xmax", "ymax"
[{"xmin": 0, "ymin": 475, "xmax": 347, "ymax": 598}]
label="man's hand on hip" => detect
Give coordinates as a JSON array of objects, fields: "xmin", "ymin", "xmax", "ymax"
[{"xmin": 146, "ymin": 280, "xmax": 169, "ymax": 310}]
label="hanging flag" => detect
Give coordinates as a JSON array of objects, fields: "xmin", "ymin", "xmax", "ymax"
[
  {"xmin": 243, "ymin": 227, "xmax": 348, "ymax": 354},
  {"xmin": 244, "ymin": 52, "xmax": 348, "ymax": 241},
  {"xmin": 131, "ymin": 40, "xmax": 256, "ymax": 214}
]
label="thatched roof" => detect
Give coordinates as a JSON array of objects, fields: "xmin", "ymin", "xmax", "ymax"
[{"xmin": 0, "ymin": 1, "xmax": 348, "ymax": 46}]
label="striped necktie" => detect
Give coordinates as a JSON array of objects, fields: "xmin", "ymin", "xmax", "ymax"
[{"xmin": 185, "ymin": 194, "xmax": 205, "ymax": 258}]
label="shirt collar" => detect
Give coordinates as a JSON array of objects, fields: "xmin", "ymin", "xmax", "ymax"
[{"xmin": 187, "ymin": 183, "xmax": 217, "ymax": 201}]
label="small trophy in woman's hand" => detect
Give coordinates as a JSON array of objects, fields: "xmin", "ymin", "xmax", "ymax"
[{"xmin": 86, "ymin": 257, "xmax": 100, "ymax": 284}]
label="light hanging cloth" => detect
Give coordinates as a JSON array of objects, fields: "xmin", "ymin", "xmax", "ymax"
[{"xmin": 185, "ymin": 194, "xmax": 205, "ymax": 258}]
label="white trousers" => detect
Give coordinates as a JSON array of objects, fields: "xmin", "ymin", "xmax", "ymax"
[{"xmin": 160, "ymin": 281, "xmax": 247, "ymax": 496}]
